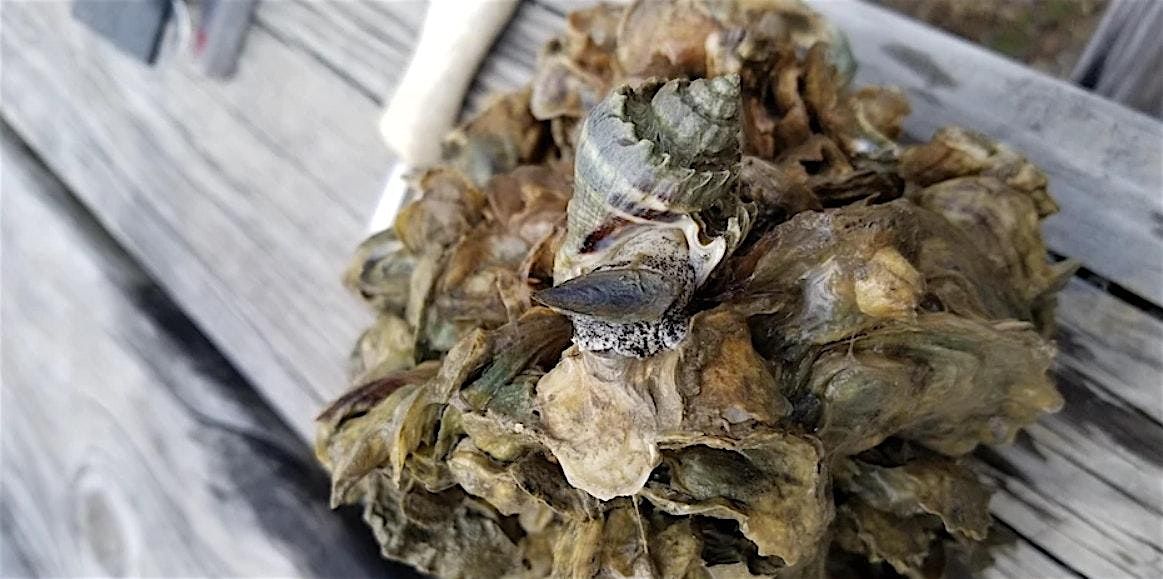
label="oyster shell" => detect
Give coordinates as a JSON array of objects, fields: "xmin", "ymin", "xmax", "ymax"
[
  {"xmin": 530, "ymin": 0, "xmax": 856, "ymax": 157},
  {"xmin": 616, "ymin": 0, "xmax": 854, "ymax": 83},
  {"xmin": 318, "ymin": 1, "xmax": 1069, "ymax": 577}
]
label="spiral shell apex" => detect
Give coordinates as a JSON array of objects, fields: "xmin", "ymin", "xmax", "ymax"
[{"xmin": 537, "ymin": 74, "xmax": 750, "ymax": 358}]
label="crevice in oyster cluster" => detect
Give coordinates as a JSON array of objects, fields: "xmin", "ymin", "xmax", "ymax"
[{"xmin": 320, "ymin": 1, "xmax": 1071, "ymax": 577}]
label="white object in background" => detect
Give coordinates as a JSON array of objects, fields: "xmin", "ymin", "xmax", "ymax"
[
  {"xmin": 368, "ymin": 164, "xmax": 411, "ymax": 235},
  {"xmin": 371, "ymin": 0, "xmax": 520, "ymax": 235},
  {"xmin": 379, "ymin": 0, "xmax": 520, "ymax": 168}
]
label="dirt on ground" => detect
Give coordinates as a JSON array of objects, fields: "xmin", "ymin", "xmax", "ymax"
[{"xmin": 874, "ymin": 0, "xmax": 1107, "ymax": 77}]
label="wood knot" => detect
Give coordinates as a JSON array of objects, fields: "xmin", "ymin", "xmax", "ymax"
[{"xmin": 72, "ymin": 466, "xmax": 134, "ymax": 576}]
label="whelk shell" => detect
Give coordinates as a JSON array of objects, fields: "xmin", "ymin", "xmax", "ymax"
[{"xmin": 537, "ymin": 74, "xmax": 752, "ymax": 358}]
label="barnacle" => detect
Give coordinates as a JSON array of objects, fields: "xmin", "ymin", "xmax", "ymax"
[{"xmin": 317, "ymin": 1, "xmax": 1068, "ymax": 577}]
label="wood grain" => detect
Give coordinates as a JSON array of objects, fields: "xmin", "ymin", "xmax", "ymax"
[
  {"xmin": 982, "ymin": 348, "xmax": 1163, "ymax": 574},
  {"xmin": 964, "ymin": 277, "xmax": 1163, "ymax": 577},
  {"xmin": 3, "ymin": 1, "xmax": 1160, "ymax": 577},
  {"xmin": 1072, "ymin": 0, "xmax": 1163, "ymax": 118},
  {"xmin": 1, "ymin": 1, "xmax": 388, "ymax": 440},
  {"xmin": 1056, "ymin": 279, "xmax": 1163, "ymax": 423},
  {"xmin": 0, "ymin": 127, "xmax": 401, "ymax": 577},
  {"xmin": 253, "ymin": 0, "xmax": 423, "ymax": 102}
]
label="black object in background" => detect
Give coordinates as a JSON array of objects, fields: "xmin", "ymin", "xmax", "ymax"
[{"xmin": 72, "ymin": 0, "xmax": 172, "ymax": 65}]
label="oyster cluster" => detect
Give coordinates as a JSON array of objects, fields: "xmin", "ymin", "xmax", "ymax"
[{"xmin": 317, "ymin": 1, "xmax": 1071, "ymax": 577}]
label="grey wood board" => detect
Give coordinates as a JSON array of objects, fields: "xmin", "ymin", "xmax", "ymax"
[
  {"xmin": 1055, "ymin": 278, "xmax": 1163, "ymax": 424},
  {"xmin": 2, "ymin": 1, "xmax": 1160, "ymax": 577},
  {"xmin": 253, "ymin": 0, "xmax": 424, "ymax": 102},
  {"xmin": 1073, "ymin": 0, "xmax": 1163, "ymax": 118},
  {"xmin": 981, "ymin": 339, "xmax": 1163, "ymax": 576},
  {"xmin": 0, "ymin": 127, "xmax": 397, "ymax": 578},
  {"xmin": 1, "ymin": 0, "xmax": 389, "ymax": 440}
]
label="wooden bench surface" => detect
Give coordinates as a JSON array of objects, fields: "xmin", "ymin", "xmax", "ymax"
[
  {"xmin": 0, "ymin": 127, "xmax": 394, "ymax": 577},
  {"xmin": 2, "ymin": 1, "xmax": 1160, "ymax": 576}
]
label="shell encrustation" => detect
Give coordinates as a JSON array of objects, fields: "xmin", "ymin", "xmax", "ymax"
[
  {"xmin": 537, "ymin": 74, "xmax": 752, "ymax": 358},
  {"xmin": 317, "ymin": 1, "xmax": 1071, "ymax": 577}
]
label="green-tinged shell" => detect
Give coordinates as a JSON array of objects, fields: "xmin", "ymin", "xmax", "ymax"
[
  {"xmin": 441, "ymin": 88, "xmax": 547, "ymax": 187},
  {"xmin": 835, "ymin": 453, "xmax": 991, "ymax": 543},
  {"xmin": 557, "ymin": 74, "xmax": 744, "ymax": 282},
  {"xmin": 319, "ymin": 2, "xmax": 1070, "ymax": 576},
  {"xmin": 542, "ymin": 74, "xmax": 751, "ymax": 357},
  {"xmin": 343, "ymin": 229, "xmax": 415, "ymax": 316},
  {"xmin": 555, "ymin": 73, "xmax": 739, "ymax": 281}
]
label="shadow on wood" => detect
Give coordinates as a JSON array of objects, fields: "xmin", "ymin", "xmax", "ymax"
[{"xmin": 0, "ymin": 125, "xmax": 411, "ymax": 577}]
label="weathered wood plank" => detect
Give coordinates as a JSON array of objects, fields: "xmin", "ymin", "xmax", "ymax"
[
  {"xmin": 0, "ymin": 127, "xmax": 396, "ymax": 577},
  {"xmin": 463, "ymin": 1, "xmax": 563, "ymax": 114},
  {"xmin": 980, "ymin": 374, "xmax": 1163, "ymax": 577},
  {"xmin": 1056, "ymin": 278, "xmax": 1163, "ymax": 423},
  {"xmin": 1, "ymin": 1, "xmax": 388, "ymax": 440},
  {"xmin": 1072, "ymin": 0, "xmax": 1163, "ymax": 118},
  {"xmin": 253, "ymin": 0, "xmax": 424, "ymax": 102}
]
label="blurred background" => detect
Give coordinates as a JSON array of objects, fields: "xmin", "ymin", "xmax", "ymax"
[
  {"xmin": 880, "ymin": 0, "xmax": 1107, "ymax": 77},
  {"xmin": 2, "ymin": 1, "xmax": 1159, "ymax": 577}
]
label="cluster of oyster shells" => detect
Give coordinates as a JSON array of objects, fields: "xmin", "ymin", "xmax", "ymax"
[{"xmin": 317, "ymin": 1, "xmax": 1071, "ymax": 577}]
